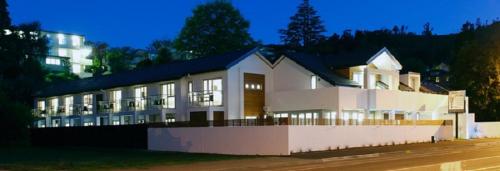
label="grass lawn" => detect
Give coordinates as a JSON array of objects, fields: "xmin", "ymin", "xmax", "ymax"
[{"xmin": 0, "ymin": 147, "xmax": 251, "ymax": 171}]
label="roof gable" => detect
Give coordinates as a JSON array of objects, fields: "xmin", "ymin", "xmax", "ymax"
[
  {"xmin": 366, "ymin": 47, "xmax": 402, "ymax": 70},
  {"xmin": 283, "ymin": 52, "xmax": 361, "ymax": 87}
]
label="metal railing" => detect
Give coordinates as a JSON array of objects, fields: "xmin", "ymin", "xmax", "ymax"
[
  {"xmin": 147, "ymin": 118, "xmax": 453, "ymax": 128},
  {"xmin": 96, "ymin": 95, "xmax": 176, "ymax": 114},
  {"xmin": 188, "ymin": 90, "xmax": 223, "ymax": 107}
]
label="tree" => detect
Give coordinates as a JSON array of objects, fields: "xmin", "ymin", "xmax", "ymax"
[
  {"xmin": 148, "ymin": 39, "xmax": 174, "ymax": 64},
  {"xmin": 422, "ymin": 22, "xmax": 433, "ymax": 36},
  {"xmin": 105, "ymin": 47, "xmax": 135, "ymax": 74},
  {"xmin": 0, "ymin": 0, "xmax": 10, "ymax": 29},
  {"xmin": 173, "ymin": 0, "xmax": 256, "ymax": 58},
  {"xmin": 279, "ymin": 0, "xmax": 326, "ymax": 48},
  {"xmin": 0, "ymin": 0, "xmax": 47, "ymax": 145},
  {"xmin": 450, "ymin": 22, "xmax": 500, "ymax": 121},
  {"xmin": 85, "ymin": 42, "xmax": 108, "ymax": 76}
]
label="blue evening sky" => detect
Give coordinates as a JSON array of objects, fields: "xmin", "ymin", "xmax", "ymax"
[{"xmin": 9, "ymin": 0, "xmax": 500, "ymax": 48}]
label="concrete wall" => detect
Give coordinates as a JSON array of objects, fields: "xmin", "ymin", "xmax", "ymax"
[
  {"xmin": 288, "ymin": 125, "xmax": 453, "ymax": 153},
  {"xmin": 148, "ymin": 125, "xmax": 453, "ymax": 155},
  {"xmin": 148, "ymin": 126, "xmax": 289, "ymax": 155},
  {"xmin": 472, "ymin": 122, "xmax": 500, "ymax": 138}
]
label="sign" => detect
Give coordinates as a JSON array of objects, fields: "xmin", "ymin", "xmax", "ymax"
[{"xmin": 449, "ymin": 90, "xmax": 466, "ymax": 113}]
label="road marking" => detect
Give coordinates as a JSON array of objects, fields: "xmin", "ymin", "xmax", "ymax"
[{"xmin": 389, "ymin": 155, "xmax": 500, "ymax": 171}]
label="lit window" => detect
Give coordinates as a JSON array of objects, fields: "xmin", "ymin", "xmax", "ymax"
[
  {"xmin": 37, "ymin": 100, "xmax": 46, "ymax": 112},
  {"xmin": 311, "ymin": 75, "xmax": 317, "ymax": 89},
  {"xmin": 71, "ymin": 35, "xmax": 80, "ymax": 47},
  {"xmin": 256, "ymin": 84, "xmax": 262, "ymax": 90},
  {"xmin": 57, "ymin": 34, "xmax": 65, "ymax": 45},
  {"xmin": 111, "ymin": 90, "xmax": 122, "ymax": 112},
  {"xmin": 245, "ymin": 83, "xmax": 249, "ymax": 89},
  {"xmin": 50, "ymin": 98, "xmax": 58, "ymax": 115},
  {"xmin": 435, "ymin": 77, "xmax": 440, "ymax": 83},
  {"xmin": 203, "ymin": 79, "xmax": 223, "ymax": 106},
  {"xmin": 251, "ymin": 84, "xmax": 255, "ymax": 89},
  {"xmin": 45, "ymin": 57, "xmax": 61, "ymax": 65},
  {"xmin": 64, "ymin": 96, "xmax": 73, "ymax": 115},
  {"xmin": 353, "ymin": 72, "xmax": 364, "ymax": 86},
  {"xmin": 135, "ymin": 86, "xmax": 147, "ymax": 110},
  {"xmin": 83, "ymin": 94, "xmax": 93, "ymax": 114},
  {"xmin": 58, "ymin": 48, "xmax": 68, "ymax": 57},
  {"xmin": 162, "ymin": 83, "xmax": 175, "ymax": 109}
]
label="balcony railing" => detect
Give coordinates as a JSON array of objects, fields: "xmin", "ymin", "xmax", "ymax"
[
  {"xmin": 188, "ymin": 90, "xmax": 223, "ymax": 107},
  {"xmin": 97, "ymin": 95, "xmax": 175, "ymax": 114}
]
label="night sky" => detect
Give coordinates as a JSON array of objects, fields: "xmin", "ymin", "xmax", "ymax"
[{"xmin": 9, "ymin": 0, "xmax": 500, "ymax": 48}]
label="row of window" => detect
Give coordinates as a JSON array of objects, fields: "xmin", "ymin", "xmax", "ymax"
[
  {"xmin": 49, "ymin": 34, "xmax": 81, "ymax": 47},
  {"xmin": 37, "ymin": 79, "xmax": 225, "ymax": 115}
]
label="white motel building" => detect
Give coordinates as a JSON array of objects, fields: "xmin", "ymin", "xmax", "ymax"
[{"xmin": 33, "ymin": 47, "xmax": 450, "ymax": 128}]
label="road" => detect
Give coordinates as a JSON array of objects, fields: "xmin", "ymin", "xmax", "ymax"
[{"xmin": 123, "ymin": 138, "xmax": 500, "ymax": 171}]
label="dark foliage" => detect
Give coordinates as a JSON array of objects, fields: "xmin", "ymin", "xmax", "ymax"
[{"xmin": 279, "ymin": 0, "xmax": 326, "ymax": 49}]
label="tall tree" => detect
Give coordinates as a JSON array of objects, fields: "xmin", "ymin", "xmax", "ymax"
[
  {"xmin": 0, "ymin": 0, "xmax": 10, "ymax": 29},
  {"xmin": 450, "ymin": 22, "xmax": 500, "ymax": 121},
  {"xmin": 85, "ymin": 42, "xmax": 108, "ymax": 76},
  {"xmin": 0, "ymin": 0, "xmax": 47, "ymax": 145},
  {"xmin": 422, "ymin": 22, "xmax": 433, "ymax": 36},
  {"xmin": 279, "ymin": 0, "xmax": 326, "ymax": 48},
  {"xmin": 148, "ymin": 39, "xmax": 174, "ymax": 64},
  {"xmin": 174, "ymin": 0, "xmax": 255, "ymax": 59}
]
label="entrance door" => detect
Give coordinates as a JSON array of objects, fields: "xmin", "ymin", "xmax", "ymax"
[
  {"xmin": 190, "ymin": 111, "xmax": 207, "ymax": 126},
  {"xmin": 213, "ymin": 111, "xmax": 224, "ymax": 126},
  {"xmin": 244, "ymin": 73, "xmax": 265, "ymax": 118}
]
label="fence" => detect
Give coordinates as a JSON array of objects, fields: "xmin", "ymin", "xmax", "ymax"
[{"xmin": 146, "ymin": 118, "xmax": 452, "ymax": 128}]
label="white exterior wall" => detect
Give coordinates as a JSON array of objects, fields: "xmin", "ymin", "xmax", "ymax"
[
  {"xmin": 369, "ymin": 89, "xmax": 448, "ymax": 115},
  {"xmin": 273, "ymin": 58, "xmax": 331, "ymax": 92},
  {"xmin": 226, "ymin": 54, "xmax": 274, "ymax": 119},
  {"xmin": 148, "ymin": 125, "xmax": 453, "ymax": 155}
]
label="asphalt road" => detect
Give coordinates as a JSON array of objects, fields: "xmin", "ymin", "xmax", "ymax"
[{"xmin": 124, "ymin": 138, "xmax": 500, "ymax": 171}]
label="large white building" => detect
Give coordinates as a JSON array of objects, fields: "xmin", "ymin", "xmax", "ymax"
[
  {"xmin": 42, "ymin": 31, "xmax": 93, "ymax": 78},
  {"xmin": 33, "ymin": 47, "xmax": 449, "ymax": 128}
]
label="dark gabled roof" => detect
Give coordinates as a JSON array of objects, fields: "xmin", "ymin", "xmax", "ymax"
[
  {"xmin": 399, "ymin": 82, "xmax": 415, "ymax": 92},
  {"xmin": 37, "ymin": 48, "xmax": 259, "ymax": 97},
  {"xmin": 283, "ymin": 52, "xmax": 361, "ymax": 88},
  {"xmin": 420, "ymin": 81, "xmax": 449, "ymax": 95},
  {"xmin": 323, "ymin": 48, "xmax": 382, "ymax": 68}
]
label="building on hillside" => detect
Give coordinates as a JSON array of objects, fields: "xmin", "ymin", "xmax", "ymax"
[
  {"xmin": 42, "ymin": 31, "xmax": 93, "ymax": 78},
  {"xmin": 32, "ymin": 47, "xmax": 451, "ymax": 128},
  {"xmin": 3, "ymin": 30, "xmax": 93, "ymax": 77}
]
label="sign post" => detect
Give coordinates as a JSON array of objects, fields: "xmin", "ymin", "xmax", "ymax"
[{"xmin": 448, "ymin": 90, "xmax": 466, "ymax": 139}]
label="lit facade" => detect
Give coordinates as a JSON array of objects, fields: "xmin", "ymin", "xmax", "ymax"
[
  {"xmin": 32, "ymin": 48, "xmax": 449, "ymax": 128},
  {"xmin": 42, "ymin": 31, "xmax": 92, "ymax": 78}
]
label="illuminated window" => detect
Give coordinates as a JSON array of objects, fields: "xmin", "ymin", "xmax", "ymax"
[
  {"xmin": 50, "ymin": 98, "xmax": 58, "ymax": 115},
  {"xmin": 37, "ymin": 100, "xmax": 46, "ymax": 112},
  {"xmin": 83, "ymin": 94, "xmax": 93, "ymax": 114},
  {"xmin": 110, "ymin": 90, "xmax": 122, "ymax": 112},
  {"xmin": 353, "ymin": 72, "xmax": 364, "ymax": 86},
  {"xmin": 162, "ymin": 83, "xmax": 175, "ymax": 109},
  {"xmin": 71, "ymin": 35, "xmax": 81, "ymax": 46},
  {"xmin": 45, "ymin": 57, "xmax": 61, "ymax": 65},
  {"xmin": 135, "ymin": 86, "xmax": 147, "ymax": 110},
  {"xmin": 203, "ymin": 79, "xmax": 223, "ymax": 106},
  {"xmin": 64, "ymin": 96, "xmax": 73, "ymax": 115},
  {"xmin": 256, "ymin": 84, "xmax": 262, "ymax": 90},
  {"xmin": 245, "ymin": 83, "xmax": 249, "ymax": 89},
  {"xmin": 311, "ymin": 75, "xmax": 317, "ymax": 89},
  {"xmin": 58, "ymin": 48, "xmax": 68, "ymax": 57},
  {"xmin": 435, "ymin": 77, "xmax": 440, "ymax": 83},
  {"xmin": 57, "ymin": 34, "xmax": 65, "ymax": 45}
]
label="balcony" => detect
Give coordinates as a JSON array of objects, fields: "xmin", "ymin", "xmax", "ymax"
[
  {"xmin": 96, "ymin": 95, "xmax": 176, "ymax": 114},
  {"xmin": 188, "ymin": 90, "xmax": 223, "ymax": 107}
]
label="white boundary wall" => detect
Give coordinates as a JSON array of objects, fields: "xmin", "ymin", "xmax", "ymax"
[
  {"xmin": 472, "ymin": 122, "xmax": 500, "ymax": 138},
  {"xmin": 288, "ymin": 125, "xmax": 453, "ymax": 153},
  {"xmin": 148, "ymin": 125, "xmax": 453, "ymax": 155}
]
